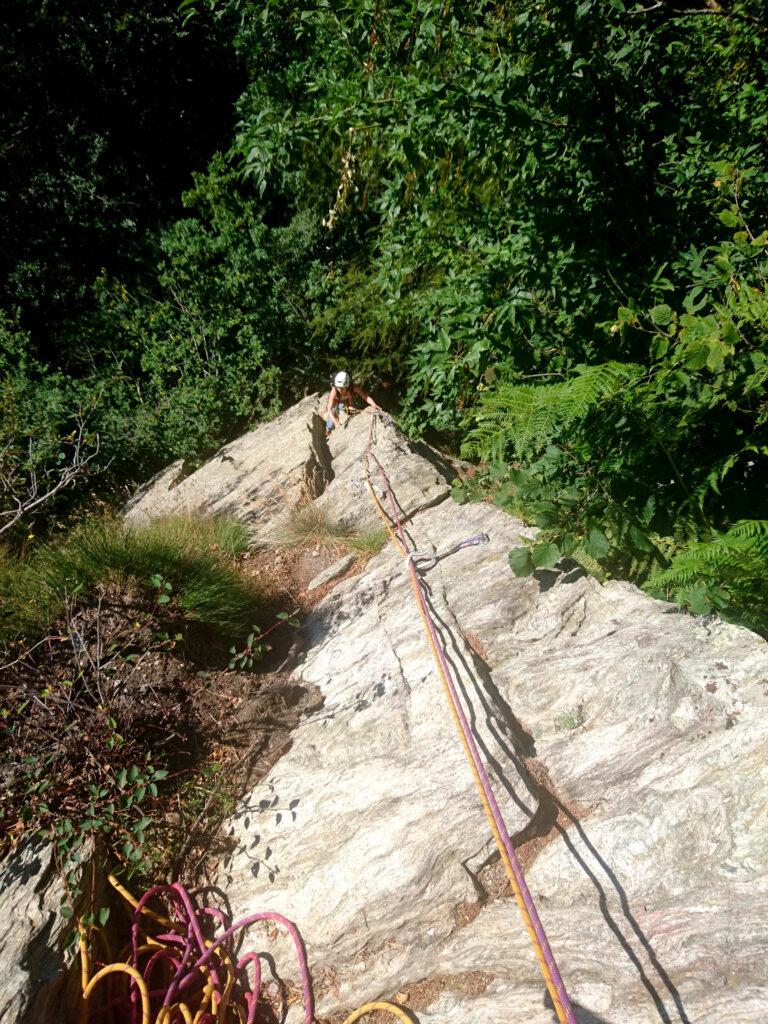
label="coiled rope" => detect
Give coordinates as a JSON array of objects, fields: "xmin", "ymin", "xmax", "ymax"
[
  {"xmin": 363, "ymin": 413, "xmax": 576, "ymax": 1024},
  {"xmin": 77, "ymin": 875, "xmax": 412, "ymax": 1023}
]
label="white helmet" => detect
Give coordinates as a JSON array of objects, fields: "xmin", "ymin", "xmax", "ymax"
[{"xmin": 334, "ymin": 371, "xmax": 350, "ymax": 388}]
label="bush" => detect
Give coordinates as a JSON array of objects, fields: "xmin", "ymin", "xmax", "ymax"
[
  {"xmin": 0, "ymin": 514, "xmax": 258, "ymax": 645},
  {"xmin": 0, "ymin": 513, "xmax": 265, "ymax": 890}
]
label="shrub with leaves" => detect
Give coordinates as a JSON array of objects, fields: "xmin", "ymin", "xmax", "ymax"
[
  {"xmin": 228, "ymin": 611, "xmax": 299, "ymax": 671},
  {"xmin": 464, "ymin": 190, "xmax": 768, "ymax": 633},
  {"xmin": 0, "ymin": 514, "xmax": 266, "ymax": 894}
]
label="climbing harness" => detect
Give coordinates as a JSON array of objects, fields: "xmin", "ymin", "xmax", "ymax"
[{"xmin": 363, "ymin": 412, "xmax": 577, "ymax": 1024}]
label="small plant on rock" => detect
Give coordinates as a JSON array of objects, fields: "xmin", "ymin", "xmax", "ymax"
[
  {"xmin": 228, "ymin": 611, "xmax": 300, "ymax": 670},
  {"xmin": 553, "ymin": 706, "xmax": 586, "ymax": 733}
]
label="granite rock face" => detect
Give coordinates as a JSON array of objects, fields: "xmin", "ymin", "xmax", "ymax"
[
  {"xmin": 125, "ymin": 399, "xmax": 456, "ymax": 545},
  {"xmin": 306, "ymin": 552, "xmax": 357, "ymax": 592},
  {"xmin": 124, "ymin": 395, "xmax": 332, "ymax": 542},
  {"xmin": 0, "ymin": 838, "xmax": 84, "ymax": 1024},
  {"xmin": 314, "ymin": 407, "xmax": 455, "ymax": 530},
  {"xmin": 214, "ymin": 407, "xmax": 768, "ymax": 1022}
]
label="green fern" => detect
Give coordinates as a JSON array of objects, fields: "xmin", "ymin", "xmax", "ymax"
[
  {"xmin": 464, "ymin": 362, "xmax": 645, "ymax": 461},
  {"xmin": 646, "ymin": 520, "xmax": 768, "ymax": 629},
  {"xmin": 570, "ymin": 544, "xmax": 606, "ymax": 581},
  {"xmin": 744, "ymin": 360, "xmax": 768, "ymax": 395},
  {"xmin": 728, "ymin": 518, "xmax": 768, "ymax": 552}
]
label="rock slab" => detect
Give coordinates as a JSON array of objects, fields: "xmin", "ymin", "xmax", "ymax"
[
  {"xmin": 125, "ymin": 395, "xmax": 331, "ymax": 543},
  {"xmin": 306, "ymin": 553, "xmax": 357, "ymax": 592},
  {"xmin": 0, "ymin": 839, "xmax": 83, "ymax": 1024},
  {"xmin": 218, "ymin": 410, "xmax": 768, "ymax": 1023},
  {"xmin": 5, "ymin": 399, "xmax": 767, "ymax": 1024}
]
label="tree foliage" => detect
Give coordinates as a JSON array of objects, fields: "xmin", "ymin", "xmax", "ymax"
[
  {"xmin": 2, "ymin": 0, "xmax": 768, "ymax": 629},
  {"xmin": 0, "ymin": 0, "xmax": 243, "ymax": 345},
  {"xmin": 463, "ymin": 183, "xmax": 768, "ymax": 630}
]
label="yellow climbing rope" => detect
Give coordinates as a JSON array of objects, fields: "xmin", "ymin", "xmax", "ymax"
[{"xmin": 363, "ymin": 414, "xmax": 575, "ymax": 1024}]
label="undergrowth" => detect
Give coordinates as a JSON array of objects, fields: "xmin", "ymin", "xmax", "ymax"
[
  {"xmin": 454, "ymin": 197, "xmax": 768, "ymax": 638},
  {"xmin": 0, "ymin": 514, "xmax": 257, "ymax": 644},
  {"xmin": 0, "ymin": 513, "xmax": 274, "ymax": 928}
]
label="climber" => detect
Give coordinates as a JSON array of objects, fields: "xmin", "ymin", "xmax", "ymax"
[{"xmin": 325, "ymin": 371, "xmax": 381, "ymax": 435}]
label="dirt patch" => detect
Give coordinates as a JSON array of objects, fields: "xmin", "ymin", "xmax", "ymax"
[
  {"xmin": 158, "ymin": 538, "xmax": 373, "ymax": 877},
  {"xmin": 400, "ymin": 970, "xmax": 494, "ymax": 1011},
  {"xmin": 0, "ymin": 539, "xmax": 339, "ymax": 881},
  {"xmin": 295, "ymin": 547, "xmax": 342, "ymax": 591},
  {"xmin": 242, "ymin": 544, "xmax": 338, "ymax": 599},
  {"xmin": 514, "ymin": 756, "xmax": 592, "ymax": 873},
  {"xmin": 462, "ymin": 629, "xmax": 490, "ymax": 665},
  {"xmin": 240, "ymin": 542, "xmax": 371, "ymax": 621},
  {"xmin": 452, "ymin": 897, "xmax": 484, "ymax": 930}
]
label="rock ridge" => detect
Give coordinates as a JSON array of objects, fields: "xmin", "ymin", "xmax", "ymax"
[{"xmin": 213, "ymin": 406, "xmax": 768, "ymax": 1023}]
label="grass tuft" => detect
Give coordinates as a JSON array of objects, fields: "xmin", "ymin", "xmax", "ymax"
[
  {"xmin": 0, "ymin": 514, "xmax": 259, "ymax": 644},
  {"xmin": 276, "ymin": 498, "xmax": 388, "ymax": 560},
  {"xmin": 276, "ymin": 500, "xmax": 353, "ymax": 551},
  {"xmin": 345, "ymin": 527, "xmax": 388, "ymax": 557}
]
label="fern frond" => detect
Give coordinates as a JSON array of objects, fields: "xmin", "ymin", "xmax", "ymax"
[
  {"xmin": 647, "ymin": 519, "xmax": 768, "ymax": 593},
  {"xmin": 671, "ymin": 509, "xmax": 703, "ymax": 546},
  {"xmin": 571, "ymin": 544, "xmax": 606, "ymax": 581},
  {"xmin": 728, "ymin": 519, "xmax": 768, "ymax": 555},
  {"xmin": 464, "ymin": 361, "xmax": 645, "ymax": 461},
  {"xmin": 744, "ymin": 361, "xmax": 768, "ymax": 395},
  {"xmin": 728, "ymin": 519, "xmax": 768, "ymax": 538},
  {"xmin": 627, "ymin": 551, "xmax": 662, "ymax": 580}
]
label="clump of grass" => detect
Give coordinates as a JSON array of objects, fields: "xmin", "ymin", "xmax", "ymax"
[
  {"xmin": 553, "ymin": 706, "xmax": 586, "ymax": 733},
  {"xmin": 346, "ymin": 527, "xmax": 388, "ymax": 558},
  {"xmin": 0, "ymin": 514, "xmax": 259, "ymax": 644},
  {"xmin": 276, "ymin": 499, "xmax": 388, "ymax": 560},
  {"xmin": 276, "ymin": 500, "xmax": 353, "ymax": 551},
  {"xmin": 0, "ymin": 545, "xmax": 34, "ymax": 641}
]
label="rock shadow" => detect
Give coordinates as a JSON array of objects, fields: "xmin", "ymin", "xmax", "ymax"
[
  {"xmin": 220, "ymin": 788, "xmax": 302, "ymax": 886},
  {"xmin": 410, "ymin": 437, "xmax": 457, "ymax": 485},
  {"xmin": 532, "ymin": 561, "xmax": 589, "ymax": 593},
  {"xmin": 421, "ymin": 588, "xmax": 692, "ymax": 1024},
  {"xmin": 308, "ymin": 412, "xmax": 335, "ymax": 497},
  {"xmin": 0, "ymin": 837, "xmax": 44, "ymax": 888},
  {"xmin": 545, "ymin": 996, "xmax": 611, "ymax": 1023}
]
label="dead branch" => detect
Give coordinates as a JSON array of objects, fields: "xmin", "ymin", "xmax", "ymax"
[{"xmin": 0, "ymin": 416, "xmax": 100, "ymax": 537}]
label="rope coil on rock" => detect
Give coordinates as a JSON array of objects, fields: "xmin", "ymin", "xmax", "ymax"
[
  {"xmin": 363, "ymin": 412, "xmax": 576, "ymax": 1024},
  {"xmin": 76, "ymin": 876, "xmax": 412, "ymax": 1024}
]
